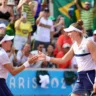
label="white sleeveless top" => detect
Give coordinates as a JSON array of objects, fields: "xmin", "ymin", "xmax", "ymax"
[
  {"xmin": 0, "ymin": 48, "xmax": 11, "ymax": 79},
  {"xmin": 72, "ymin": 37, "xmax": 96, "ymax": 72}
]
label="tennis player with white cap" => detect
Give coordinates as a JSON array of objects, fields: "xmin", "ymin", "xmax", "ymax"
[
  {"xmin": 0, "ymin": 34, "xmax": 38, "ymax": 96},
  {"xmin": 38, "ymin": 20, "xmax": 96, "ymax": 96}
]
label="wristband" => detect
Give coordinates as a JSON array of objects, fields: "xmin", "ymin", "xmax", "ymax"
[
  {"xmin": 46, "ymin": 56, "xmax": 51, "ymax": 61},
  {"xmin": 23, "ymin": 61, "xmax": 30, "ymax": 68}
]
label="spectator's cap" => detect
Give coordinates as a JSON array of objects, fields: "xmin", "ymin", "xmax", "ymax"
[
  {"xmin": 7, "ymin": 0, "xmax": 15, "ymax": 5},
  {"xmin": 0, "ymin": 35, "xmax": 14, "ymax": 44},
  {"xmin": 44, "ymin": 7, "xmax": 49, "ymax": 12},
  {"xmin": 64, "ymin": 25, "xmax": 82, "ymax": 33},
  {"xmin": 93, "ymin": 30, "xmax": 96, "ymax": 35},
  {"xmin": 48, "ymin": 16, "xmax": 55, "ymax": 21},
  {"xmin": 62, "ymin": 43, "xmax": 71, "ymax": 48},
  {"xmin": 0, "ymin": 23, "xmax": 6, "ymax": 29}
]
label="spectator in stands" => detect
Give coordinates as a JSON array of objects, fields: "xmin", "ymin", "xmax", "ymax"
[
  {"xmin": 0, "ymin": 0, "xmax": 14, "ymax": 26},
  {"xmin": 7, "ymin": 46, "xmax": 17, "ymax": 66},
  {"xmin": 16, "ymin": 43, "xmax": 31, "ymax": 66},
  {"xmin": 54, "ymin": 28, "xmax": 72, "ymax": 56},
  {"xmin": 0, "ymin": 23, "xmax": 6, "ymax": 36},
  {"xmin": 31, "ymin": 43, "xmax": 45, "ymax": 68},
  {"xmin": 35, "ymin": 7, "xmax": 54, "ymax": 50},
  {"xmin": 13, "ymin": 12, "xmax": 32, "ymax": 52},
  {"xmin": 87, "ymin": 30, "xmax": 96, "ymax": 43},
  {"xmin": 53, "ymin": 15, "xmax": 65, "ymax": 37},
  {"xmin": 56, "ymin": 43, "xmax": 71, "ymax": 69},
  {"xmin": 17, "ymin": 0, "xmax": 38, "ymax": 33},
  {"xmin": 75, "ymin": 0, "xmax": 96, "ymax": 37}
]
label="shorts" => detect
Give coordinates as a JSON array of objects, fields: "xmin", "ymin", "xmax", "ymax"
[{"xmin": 72, "ymin": 70, "xmax": 95, "ymax": 95}]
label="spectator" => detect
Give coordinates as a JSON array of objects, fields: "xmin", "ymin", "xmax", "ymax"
[
  {"xmin": 13, "ymin": 12, "xmax": 32, "ymax": 52},
  {"xmin": 17, "ymin": 0, "xmax": 38, "ymax": 33},
  {"xmin": 75, "ymin": 0, "xmax": 96, "ymax": 37},
  {"xmin": 35, "ymin": 7, "xmax": 54, "ymax": 50},
  {"xmin": 0, "ymin": 23, "xmax": 6, "ymax": 36},
  {"xmin": 16, "ymin": 43, "xmax": 31, "ymax": 66},
  {"xmin": 56, "ymin": 43, "xmax": 71, "ymax": 69},
  {"xmin": 31, "ymin": 43, "xmax": 45, "ymax": 68},
  {"xmin": 54, "ymin": 29, "xmax": 72, "ymax": 56},
  {"xmin": 7, "ymin": 46, "xmax": 17, "ymax": 66},
  {"xmin": 0, "ymin": 0, "xmax": 14, "ymax": 26}
]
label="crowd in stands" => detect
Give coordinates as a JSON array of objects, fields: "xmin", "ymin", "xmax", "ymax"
[{"xmin": 0, "ymin": 0, "xmax": 96, "ymax": 69}]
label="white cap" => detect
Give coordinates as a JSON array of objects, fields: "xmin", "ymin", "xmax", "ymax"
[
  {"xmin": 93, "ymin": 30, "xmax": 96, "ymax": 35},
  {"xmin": 0, "ymin": 35, "xmax": 14, "ymax": 44},
  {"xmin": 64, "ymin": 25, "xmax": 82, "ymax": 33},
  {"xmin": 62, "ymin": 43, "xmax": 71, "ymax": 48},
  {"xmin": 7, "ymin": 0, "xmax": 15, "ymax": 5},
  {"xmin": 0, "ymin": 23, "xmax": 6, "ymax": 28}
]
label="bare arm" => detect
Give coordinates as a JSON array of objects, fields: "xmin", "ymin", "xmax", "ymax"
[
  {"xmin": 74, "ymin": 0, "xmax": 82, "ymax": 10},
  {"xmin": 50, "ymin": 47, "xmax": 74, "ymax": 65},
  {"xmin": 4, "ymin": 55, "xmax": 38, "ymax": 76},
  {"xmin": 87, "ymin": 40, "xmax": 96, "ymax": 62}
]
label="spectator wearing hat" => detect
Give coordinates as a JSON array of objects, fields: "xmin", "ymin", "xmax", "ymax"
[
  {"xmin": 34, "ymin": 7, "xmax": 54, "ymax": 50},
  {"xmin": 87, "ymin": 30, "xmax": 96, "ymax": 43},
  {"xmin": 0, "ymin": 23, "xmax": 6, "ymax": 36},
  {"xmin": 0, "ymin": 0, "xmax": 14, "ymax": 26},
  {"xmin": 56, "ymin": 43, "xmax": 72, "ymax": 69}
]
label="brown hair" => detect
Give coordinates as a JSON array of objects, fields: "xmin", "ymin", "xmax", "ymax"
[{"xmin": 71, "ymin": 20, "xmax": 83, "ymax": 30}]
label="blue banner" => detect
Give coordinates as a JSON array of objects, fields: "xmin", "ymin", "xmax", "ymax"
[{"xmin": 6, "ymin": 70, "xmax": 75, "ymax": 96}]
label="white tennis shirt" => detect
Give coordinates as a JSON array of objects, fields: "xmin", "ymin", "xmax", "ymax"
[{"xmin": 0, "ymin": 48, "xmax": 11, "ymax": 79}]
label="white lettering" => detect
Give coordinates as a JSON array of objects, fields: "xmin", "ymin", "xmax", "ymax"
[
  {"xmin": 51, "ymin": 78, "xmax": 59, "ymax": 88},
  {"xmin": 32, "ymin": 77, "xmax": 37, "ymax": 88},
  {"xmin": 10, "ymin": 77, "xmax": 15, "ymax": 88},
  {"xmin": 61, "ymin": 78, "xmax": 66, "ymax": 89},
  {"xmin": 18, "ymin": 77, "xmax": 24, "ymax": 88},
  {"xmin": 27, "ymin": 77, "xmax": 30, "ymax": 88}
]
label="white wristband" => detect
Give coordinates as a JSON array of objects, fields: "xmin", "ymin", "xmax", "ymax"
[
  {"xmin": 46, "ymin": 56, "xmax": 51, "ymax": 61},
  {"xmin": 23, "ymin": 61, "xmax": 30, "ymax": 68}
]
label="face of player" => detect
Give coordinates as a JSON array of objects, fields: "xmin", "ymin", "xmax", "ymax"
[{"xmin": 2, "ymin": 40, "xmax": 12, "ymax": 51}]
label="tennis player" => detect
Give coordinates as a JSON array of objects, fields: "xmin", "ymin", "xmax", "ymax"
[
  {"xmin": 38, "ymin": 20, "xmax": 96, "ymax": 96},
  {"xmin": 0, "ymin": 34, "xmax": 38, "ymax": 96}
]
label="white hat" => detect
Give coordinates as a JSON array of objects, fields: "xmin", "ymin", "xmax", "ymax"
[
  {"xmin": 64, "ymin": 25, "xmax": 82, "ymax": 33},
  {"xmin": 7, "ymin": 0, "xmax": 15, "ymax": 5},
  {"xmin": 93, "ymin": 30, "xmax": 96, "ymax": 35},
  {"xmin": 0, "ymin": 35, "xmax": 14, "ymax": 44},
  {"xmin": 62, "ymin": 43, "xmax": 71, "ymax": 48},
  {"xmin": 0, "ymin": 23, "xmax": 6, "ymax": 28}
]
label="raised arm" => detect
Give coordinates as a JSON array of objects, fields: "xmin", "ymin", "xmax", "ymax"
[{"xmin": 74, "ymin": 0, "xmax": 82, "ymax": 10}]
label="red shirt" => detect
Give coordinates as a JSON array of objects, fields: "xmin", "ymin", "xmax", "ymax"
[
  {"xmin": 56, "ymin": 51, "xmax": 71, "ymax": 69},
  {"xmin": 54, "ymin": 34, "xmax": 72, "ymax": 56}
]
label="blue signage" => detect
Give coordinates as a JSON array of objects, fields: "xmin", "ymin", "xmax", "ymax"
[{"xmin": 6, "ymin": 70, "xmax": 75, "ymax": 96}]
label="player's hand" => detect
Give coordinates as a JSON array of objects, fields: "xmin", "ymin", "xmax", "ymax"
[
  {"xmin": 38, "ymin": 51, "xmax": 46, "ymax": 61},
  {"xmin": 28, "ymin": 55, "xmax": 38, "ymax": 64}
]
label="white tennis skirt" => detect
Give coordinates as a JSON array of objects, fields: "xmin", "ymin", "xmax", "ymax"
[{"xmin": 13, "ymin": 35, "xmax": 28, "ymax": 50}]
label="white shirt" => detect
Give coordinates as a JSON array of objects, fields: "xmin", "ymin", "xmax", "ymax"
[
  {"xmin": 72, "ymin": 37, "xmax": 96, "ymax": 72},
  {"xmin": 0, "ymin": 48, "xmax": 11, "ymax": 79},
  {"xmin": 36, "ymin": 17, "xmax": 54, "ymax": 42},
  {"xmin": 17, "ymin": 51, "xmax": 28, "ymax": 64}
]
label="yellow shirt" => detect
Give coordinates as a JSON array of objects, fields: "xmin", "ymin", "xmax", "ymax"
[{"xmin": 15, "ymin": 20, "xmax": 32, "ymax": 37}]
